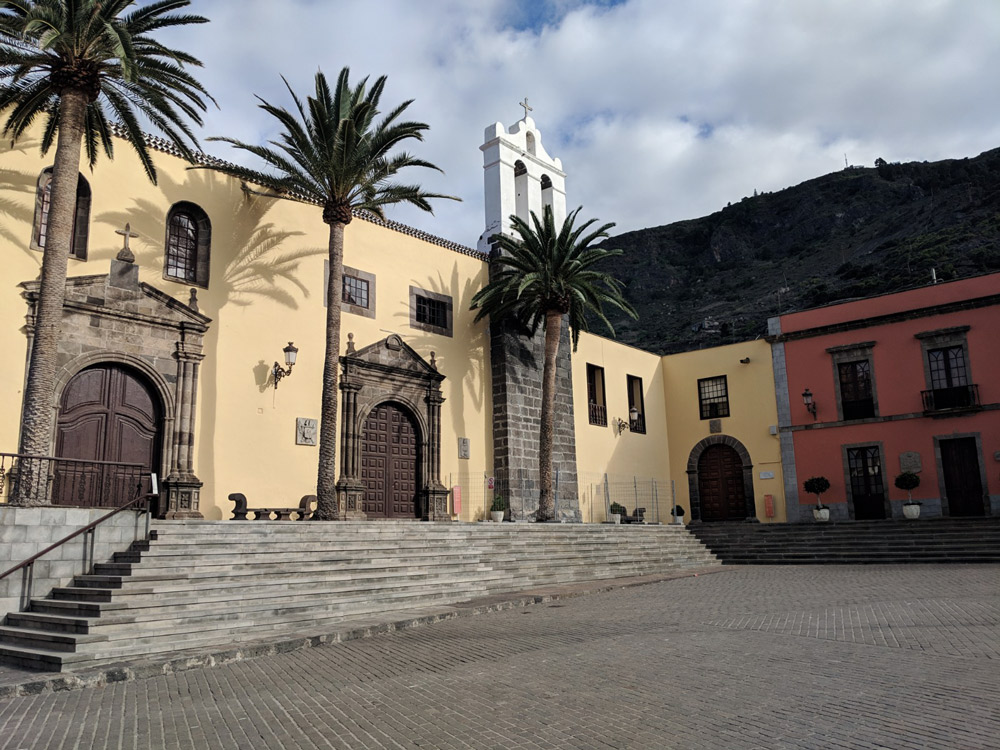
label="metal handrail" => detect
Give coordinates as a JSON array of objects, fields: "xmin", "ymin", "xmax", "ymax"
[
  {"xmin": 0, "ymin": 492, "xmax": 156, "ymax": 584},
  {"xmin": 0, "ymin": 452, "xmax": 146, "ymax": 469}
]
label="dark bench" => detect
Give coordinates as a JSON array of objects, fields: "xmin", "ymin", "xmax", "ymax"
[
  {"xmin": 622, "ymin": 507, "xmax": 646, "ymax": 524},
  {"xmin": 229, "ymin": 493, "xmax": 315, "ymax": 521}
]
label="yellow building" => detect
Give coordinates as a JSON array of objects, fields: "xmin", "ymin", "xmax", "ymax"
[{"xmin": 0, "ymin": 118, "xmax": 785, "ymax": 524}]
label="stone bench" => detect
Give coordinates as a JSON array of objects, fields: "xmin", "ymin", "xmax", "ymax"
[
  {"xmin": 229, "ymin": 493, "xmax": 315, "ymax": 521},
  {"xmin": 623, "ymin": 507, "xmax": 646, "ymax": 524}
]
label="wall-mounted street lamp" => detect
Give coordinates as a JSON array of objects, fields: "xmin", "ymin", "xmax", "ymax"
[
  {"xmin": 802, "ymin": 388, "xmax": 817, "ymax": 419},
  {"xmin": 273, "ymin": 342, "xmax": 298, "ymax": 389},
  {"xmin": 615, "ymin": 406, "xmax": 640, "ymax": 435}
]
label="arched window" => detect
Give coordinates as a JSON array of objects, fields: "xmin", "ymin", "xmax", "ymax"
[
  {"xmin": 32, "ymin": 169, "xmax": 91, "ymax": 260},
  {"xmin": 164, "ymin": 202, "xmax": 211, "ymax": 287}
]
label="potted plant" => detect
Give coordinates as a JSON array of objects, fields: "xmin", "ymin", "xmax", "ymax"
[
  {"xmin": 490, "ymin": 495, "xmax": 507, "ymax": 523},
  {"xmin": 803, "ymin": 476, "xmax": 831, "ymax": 522},
  {"xmin": 672, "ymin": 504, "xmax": 685, "ymax": 524},
  {"xmin": 895, "ymin": 471, "xmax": 922, "ymax": 519},
  {"xmin": 609, "ymin": 502, "xmax": 626, "ymax": 524}
]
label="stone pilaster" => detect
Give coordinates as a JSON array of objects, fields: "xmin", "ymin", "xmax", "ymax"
[
  {"xmin": 164, "ymin": 333, "xmax": 204, "ymax": 519},
  {"xmin": 335, "ymin": 379, "xmax": 366, "ymax": 520}
]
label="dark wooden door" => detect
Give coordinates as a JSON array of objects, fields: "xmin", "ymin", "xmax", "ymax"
[
  {"xmin": 847, "ymin": 446, "xmax": 886, "ymax": 520},
  {"xmin": 361, "ymin": 403, "xmax": 419, "ymax": 519},
  {"xmin": 940, "ymin": 438, "xmax": 985, "ymax": 517},
  {"xmin": 54, "ymin": 365, "xmax": 161, "ymax": 507},
  {"xmin": 698, "ymin": 445, "xmax": 747, "ymax": 521}
]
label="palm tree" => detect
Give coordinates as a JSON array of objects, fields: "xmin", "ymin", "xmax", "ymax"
[
  {"xmin": 202, "ymin": 68, "xmax": 457, "ymax": 520},
  {"xmin": 0, "ymin": 0, "xmax": 212, "ymax": 504},
  {"xmin": 471, "ymin": 205, "xmax": 637, "ymax": 521}
]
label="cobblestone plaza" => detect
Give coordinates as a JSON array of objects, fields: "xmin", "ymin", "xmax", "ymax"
[{"xmin": 1, "ymin": 565, "xmax": 997, "ymax": 749}]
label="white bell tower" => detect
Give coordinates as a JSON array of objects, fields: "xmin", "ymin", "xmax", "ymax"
[{"xmin": 477, "ymin": 114, "xmax": 567, "ymax": 253}]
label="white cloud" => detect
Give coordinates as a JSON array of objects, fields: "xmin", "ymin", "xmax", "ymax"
[{"xmin": 166, "ymin": 0, "xmax": 1000, "ymax": 245}]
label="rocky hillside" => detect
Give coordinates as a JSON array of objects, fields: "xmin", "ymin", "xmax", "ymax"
[{"xmin": 600, "ymin": 148, "xmax": 1000, "ymax": 354}]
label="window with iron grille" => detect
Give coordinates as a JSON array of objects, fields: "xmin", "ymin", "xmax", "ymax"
[
  {"xmin": 587, "ymin": 364, "xmax": 607, "ymax": 426},
  {"xmin": 698, "ymin": 375, "xmax": 730, "ymax": 420},
  {"xmin": 166, "ymin": 211, "xmax": 198, "ymax": 282},
  {"xmin": 342, "ymin": 275, "xmax": 369, "ymax": 309},
  {"xmin": 33, "ymin": 168, "xmax": 90, "ymax": 259},
  {"xmin": 626, "ymin": 374, "xmax": 645, "ymax": 433},
  {"xmin": 838, "ymin": 360, "xmax": 875, "ymax": 420},
  {"xmin": 163, "ymin": 202, "xmax": 210, "ymax": 287}
]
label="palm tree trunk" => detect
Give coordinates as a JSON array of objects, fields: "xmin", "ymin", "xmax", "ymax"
[
  {"xmin": 14, "ymin": 90, "xmax": 88, "ymax": 506},
  {"xmin": 315, "ymin": 220, "xmax": 345, "ymax": 520},
  {"xmin": 537, "ymin": 309, "xmax": 562, "ymax": 522}
]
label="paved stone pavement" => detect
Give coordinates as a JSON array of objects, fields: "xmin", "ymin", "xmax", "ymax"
[{"xmin": 1, "ymin": 565, "xmax": 997, "ymax": 749}]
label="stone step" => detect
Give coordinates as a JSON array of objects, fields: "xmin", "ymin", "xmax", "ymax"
[{"xmin": 1, "ymin": 522, "xmax": 720, "ymax": 672}]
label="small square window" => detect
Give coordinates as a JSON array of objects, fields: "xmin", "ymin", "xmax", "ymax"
[
  {"xmin": 698, "ymin": 375, "xmax": 730, "ymax": 420},
  {"xmin": 343, "ymin": 275, "xmax": 369, "ymax": 309},
  {"xmin": 327, "ymin": 264, "xmax": 375, "ymax": 318},
  {"xmin": 416, "ymin": 295, "xmax": 447, "ymax": 328},
  {"xmin": 409, "ymin": 286, "xmax": 452, "ymax": 336}
]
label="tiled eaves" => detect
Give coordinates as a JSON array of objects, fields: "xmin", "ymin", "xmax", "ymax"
[{"xmin": 108, "ymin": 123, "xmax": 487, "ymax": 261}]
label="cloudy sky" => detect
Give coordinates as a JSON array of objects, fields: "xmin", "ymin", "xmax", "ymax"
[{"xmin": 164, "ymin": 0, "xmax": 1000, "ymax": 248}]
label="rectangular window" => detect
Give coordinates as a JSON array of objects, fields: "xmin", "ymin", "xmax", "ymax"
[
  {"xmin": 626, "ymin": 375, "xmax": 645, "ymax": 434},
  {"xmin": 698, "ymin": 375, "xmax": 730, "ymax": 420},
  {"xmin": 837, "ymin": 360, "xmax": 875, "ymax": 420},
  {"xmin": 927, "ymin": 345, "xmax": 972, "ymax": 409},
  {"xmin": 416, "ymin": 295, "xmax": 447, "ymax": 328},
  {"xmin": 586, "ymin": 364, "xmax": 607, "ymax": 426},
  {"xmin": 342, "ymin": 274, "xmax": 370, "ymax": 309},
  {"xmin": 409, "ymin": 286, "xmax": 453, "ymax": 336}
]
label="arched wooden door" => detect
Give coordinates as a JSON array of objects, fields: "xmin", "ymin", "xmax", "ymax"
[
  {"xmin": 54, "ymin": 364, "xmax": 162, "ymax": 507},
  {"xmin": 360, "ymin": 402, "xmax": 420, "ymax": 519},
  {"xmin": 697, "ymin": 444, "xmax": 747, "ymax": 521}
]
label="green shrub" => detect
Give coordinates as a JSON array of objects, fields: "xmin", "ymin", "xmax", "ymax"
[
  {"xmin": 491, "ymin": 495, "xmax": 507, "ymax": 512},
  {"xmin": 609, "ymin": 502, "xmax": 627, "ymax": 517}
]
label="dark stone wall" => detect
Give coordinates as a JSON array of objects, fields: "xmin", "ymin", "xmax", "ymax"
[{"xmin": 490, "ymin": 319, "xmax": 581, "ymax": 521}]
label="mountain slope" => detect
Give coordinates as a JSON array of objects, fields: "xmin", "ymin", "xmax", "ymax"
[{"xmin": 600, "ymin": 148, "xmax": 1000, "ymax": 353}]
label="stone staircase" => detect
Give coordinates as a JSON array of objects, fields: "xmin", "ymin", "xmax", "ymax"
[
  {"xmin": 689, "ymin": 517, "xmax": 1000, "ymax": 565},
  {"xmin": 0, "ymin": 521, "xmax": 718, "ymax": 671}
]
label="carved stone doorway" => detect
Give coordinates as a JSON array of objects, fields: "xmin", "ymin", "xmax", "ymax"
[
  {"xmin": 361, "ymin": 402, "xmax": 421, "ymax": 519},
  {"xmin": 335, "ymin": 334, "xmax": 449, "ymax": 521}
]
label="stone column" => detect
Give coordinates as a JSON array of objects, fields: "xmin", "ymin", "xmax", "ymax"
[
  {"xmin": 335, "ymin": 379, "xmax": 366, "ymax": 521},
  {"xmin": 164, "ymin": 333, "xmax": 204, "ymax": 519}
]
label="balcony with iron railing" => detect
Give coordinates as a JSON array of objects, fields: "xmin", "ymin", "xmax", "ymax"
[
  {"xmin": 588, "ymin": 402, "xmax": 607, "ymax": 426},
  {"xmin": 921, "ymin": 384, "xmax": 980, "ymax": 413}
]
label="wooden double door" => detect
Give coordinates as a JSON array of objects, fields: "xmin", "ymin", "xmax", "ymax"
[
  {"xmin": 360, "ymin": 402, "xmax": 420, "ymax": 519},
  {"xmin": 940, "ymin": 438, "xmax": 985, "ymax": 516},
  {"xmin": 698, "ymin": 444, "xmax": 748, "ymax": 521},
  {"xmin": 54, "ymin": 364, "xmax": 161, "ymax": 507}
]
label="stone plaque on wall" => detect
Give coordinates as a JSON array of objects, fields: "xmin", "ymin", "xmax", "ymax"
[
  {"xmin": 296, "ymin": 418, "xmax": 318, "ymax": 446},
  {"xmin": 458, "ymin": 437, "xmax": 470, "ymax": 459},
  {"xmin": 709, "ymin": 419, "xmax": 722, "ymax": 434},
  {"xmin": 899, "ymin": 451, "xmax": 922, "ymax": 473}
]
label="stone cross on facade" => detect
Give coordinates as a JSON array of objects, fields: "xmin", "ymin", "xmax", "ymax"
[
  {"xmin": 115, "ymin": 222, "xmax": 139, "ymax": 263},
  {"xmin": 519, "ymin": 97, "xmax": 533, "ymax": 121}
]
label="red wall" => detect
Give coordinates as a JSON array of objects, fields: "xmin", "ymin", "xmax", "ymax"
[{"xmin": 781, "ymin": 274, "xmax": 1000, "ymax": 513}]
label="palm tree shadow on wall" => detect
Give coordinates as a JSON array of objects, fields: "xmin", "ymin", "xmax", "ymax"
[
  {"xmin": 0, "ymin": 139, "xmax": 60, "ymax": 257},
  {"xmin": 97, "ymin": 170, "xmax": 325, "ymax": 517},
  {"xmin": 392, "ymin": 262, "xmax": 488, "ymax": 475}
]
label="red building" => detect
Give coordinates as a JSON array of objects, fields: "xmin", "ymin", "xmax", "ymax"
[{"xmin": 769, "ymin": 272, "xmax": 1000, "ymax": 522}]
